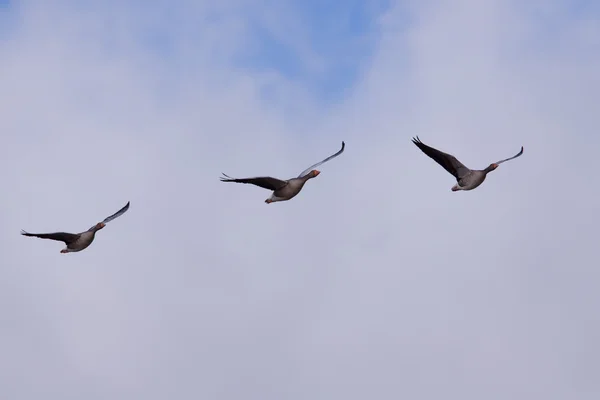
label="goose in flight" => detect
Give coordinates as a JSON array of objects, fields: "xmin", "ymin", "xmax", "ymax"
[
  {"xmin": 412, "ymin": 137, "xmax": 523, "ymax": 191},
  {"xmin": 220, "ymin": 141, "xmax": 345, "ymax": 203},
  {"xmin": 21, "ymin": 201, "xmax": 130, "ymax": 253}
]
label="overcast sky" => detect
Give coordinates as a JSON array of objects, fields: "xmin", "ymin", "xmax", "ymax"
[{"xmin": 1, "ymin": 1, "xmax": 599, "ymax": 399}]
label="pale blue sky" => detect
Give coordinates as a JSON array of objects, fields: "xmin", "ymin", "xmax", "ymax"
[
  {"xmin": 1, "ymin": 1, "xmax": 599, "ymax": 399},
  {"xmin": 232, "ymin": 0, "xmax": 390, "ymax": 102},
  {"xmin": 0, "ymin": 1, "xmax": 15, "ymax": 37},
  {"xmin": 0, "ymin": 1, "xmax": 391, "ymax": 104}
]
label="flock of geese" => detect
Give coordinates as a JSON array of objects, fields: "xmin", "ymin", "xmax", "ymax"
[{"xmin": 20, "ymin": 137, "xmax": 524, "ymax": 254}]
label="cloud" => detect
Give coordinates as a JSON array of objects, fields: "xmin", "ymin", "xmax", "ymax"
[{"xmin": 0, "ymin": 0, "xmax": 599, "ymax": 399}]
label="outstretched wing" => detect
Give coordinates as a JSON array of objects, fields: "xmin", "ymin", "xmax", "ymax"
[
  {"xmin": 412, "ymin": 136, "xmax": 471, "ymax": 180},
  {"xmin": 297, "ymin": 141, "xmax": 345, "ymax": 178},
  {"xmin": 102, "ymin": 201, "xmax": 130, "ymax": 224},
  {"xmin": 220, "ymin": 174, "xmax": 288, "ymax": 191},
  {"xmin": 20, "ymin": 230, "xmax": 80, "ymax": 244},
  {"xmin": 494, "ymin": 146, "xmax": 524, "ymax": 165}
]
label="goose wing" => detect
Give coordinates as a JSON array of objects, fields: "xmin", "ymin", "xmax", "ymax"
[
  {"xmin": 220, "ymin": 174, "xmax": 288, "ymax": 191},
  {"xmin": 494, "ymin": 146, "xmax": 524, "ymax": 165},
  {"xmin": 102, "ymin": 201, "xmax": 130, "ymax": 224},
  {"xmin": 297, "ymin": 141, "xmax": 345, "ymax": 178},
  {"xmin": 412, "ymin": 136, "xmax": 471, "ymax": 180},
  {"xmin": 20, "ymin": 230, "xmax": 79, "ymax": 244}
]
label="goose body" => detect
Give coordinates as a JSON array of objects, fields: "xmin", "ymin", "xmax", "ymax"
[
  {"xmin": 21, "ymin": 201, "xmax": 130, "ymax": 254},
  {"xmin": 221, "ymin": 142, "xmax": 344, "ymax": 203},
  {"xmin": 450, "ymin": 170, "xmax": 488, "ymax": 191},
  {"xmin": 411, "ymin": 137, "xmax": 523, "ymax": 191},
  {"xmin": 64, "ymin": 231, "xmax": 97, "ymax": 253}
]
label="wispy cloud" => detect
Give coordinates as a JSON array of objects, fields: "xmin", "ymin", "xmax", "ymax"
[{"xmin": 1, "ymin": 0, "xmax": 599, "ymax": 399}]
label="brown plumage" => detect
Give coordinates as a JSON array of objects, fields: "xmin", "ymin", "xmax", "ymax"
[
  {"xmin": 21, "ymin": 201, "xmax": 130, "ymax": 253},
  {"xmin": 412, "ymin": 137, "xmax": 523, "ymax": 191},
  {"xmin": 221, "ymin": 141, "xmax": 345, "ymax": 203}
]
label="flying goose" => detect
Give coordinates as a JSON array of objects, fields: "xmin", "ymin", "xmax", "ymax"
[
  {"xmin": 412, "ymin": 137, "xmax": 523, "ymax": 191},
  {"xmin": 21, "ymin": 201, "xmax": 130, "ymax": 253},
  {"xmin": 220, "ymin": 141, "xmax": 345, "ymax": 203}
]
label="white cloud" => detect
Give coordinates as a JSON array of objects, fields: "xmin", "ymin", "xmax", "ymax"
[{"xmin": 1, "ymin": 0, "xmax": 599, "ymax": 399}]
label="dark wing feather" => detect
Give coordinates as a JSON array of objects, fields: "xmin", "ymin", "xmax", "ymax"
[
  {"xmin": 494, "ymin": 146, "xmax": 524, "ymax": 165},
  {"xmin": 102, "ymin": 201, "xmax": 130, "ymax": 224},
  {"xmin": 412, "ymin": 136, "xmax": 471, "ymax": 180},
  {"xmin": 220, "ymin": 174, "xmax": 288, "ymax": 191},
  {"xmin": 20, "ymin": 230, "xmax": 79, "ymax": 244},
  {"xmin": 297, "ymin": 141, "xmax": 345, "ymax": 178}
]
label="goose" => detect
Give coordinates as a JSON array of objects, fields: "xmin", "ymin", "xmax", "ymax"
[
  {"xmin": 412, "ymin": 137, "xmax": 523, "ymax": 191},
  {"xmin": 21, "ymin": 201, "xmax": 130, "ymax": 253},
  {"xmin": 220, "ymin": 141, "xmax": 345, "ymax": 203}
]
